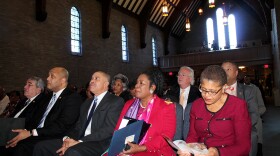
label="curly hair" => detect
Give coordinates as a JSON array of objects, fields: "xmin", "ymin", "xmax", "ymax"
[
  {"xmin": 111, "ymin": 73, "xmax": 129, "ymax": 91},
  {"xmin": 142, "ymin": 69, "xmax": 164, "ymax": 97},
  {"xmin": 200, "ymin": 65, "xmax": 227, "ymax": 86}
]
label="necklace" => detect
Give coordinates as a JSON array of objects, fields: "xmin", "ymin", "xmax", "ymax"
[{"xmin": 140, "ymin": 102, "xmax": 146, "ymax": 108}]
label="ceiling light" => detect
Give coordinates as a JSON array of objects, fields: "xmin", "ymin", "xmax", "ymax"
[
  {"xmin": 186, "ymin": 18, "xmax": 191, "ymax": 32},
  {"xmin": 209, "ymin": 0, "xmax": 215, "ymax": 8},
  {"xmin": 162, "ymin": 0, "xmax": 169, "ymax": 17}
]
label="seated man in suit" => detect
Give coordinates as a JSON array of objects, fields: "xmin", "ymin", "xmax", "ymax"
[
  {"xmin": 0, "ymin": 76, "xmax": 45, "ymax": 156},
  {"xmin": 164, "ymin": 66, "xmax": 201, "ymax": 140},
  {"xmin": 6, "ymin": 67, "xmax": 83, "ymax": 156},
  {"xmin": 12, "ymin": 76, "xmax": 45, "ymax": 127},
  {"xmin": 33, "ymin": 71, "xmax": 125, "ymax": 156}
]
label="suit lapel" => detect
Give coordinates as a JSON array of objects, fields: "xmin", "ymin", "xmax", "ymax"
[
  {"xmin": 237, "ymin": 83, "xmax": 244, "ymax": 99},
  {"xmin": 46, "ymin": 88, "xmax": 70, "ymax": 117},
  {"xmin": 93, "ymin": 92, "xmax": 110, "ymax": 113}
]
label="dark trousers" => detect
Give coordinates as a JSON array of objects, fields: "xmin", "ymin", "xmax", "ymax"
[
  {"xmin": 33, "ymin": 139, "xmax": 108, "ymax": 156},
  {"xmin": 13, "ymin": 136, "xmax": 56, "ymax": 156},
  {"xmin": 257, "ymin": 143, "xmax": 263, "ymax": 156},
  {"xmin": 0, "ymin": 146, "xmax": 14, "ymax": 156}
]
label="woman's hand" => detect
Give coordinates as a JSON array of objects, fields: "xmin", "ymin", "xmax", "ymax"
[
  {"xmin": 119, "ymin": 142, "xmax": 147, "ymax": 155},
  {"xmin": 196, "ymin": 147, "xmax": 219, "ymax": 156},
  {"xmin": 177, "ymin": 150, "xmax": 192, "ymax": 156}
]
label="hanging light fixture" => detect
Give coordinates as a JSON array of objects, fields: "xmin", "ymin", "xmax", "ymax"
[
  {"xmin": 162, "ymin": 0, "xmax": 169, "ymax": 17},
  {"xmin": 223, "ymin": 2, "xmax": 228, "ymax": 25},
  {"xmin": 209, "ymin": 0, "xmax": 215, "ymax": 8},
  {"xmin": 186, "ymin": 17, "xmax": 191, "ymax": 32},
  {"xmin": 198, "ymin": 8, "xmax": 203, "ymax": 15}
]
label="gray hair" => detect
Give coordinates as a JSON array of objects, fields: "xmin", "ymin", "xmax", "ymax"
[
  {"xmin": 112, "ymin": 73, "xmax": 129, "ymax": 91},
  {"xmin": 29, "ymin": 76, "xmax": 45, "ymax": 92},
  {"xmin": 179, "ymin": 66, "xmax": 195, "ymax": 85}
]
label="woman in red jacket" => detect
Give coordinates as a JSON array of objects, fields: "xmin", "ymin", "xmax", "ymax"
[
  {"xmin": 179, "ymin": 65, "xmax": 251, "ymax": 156},
  {"xmin": 116, "ymin": 69, "xmax": 176, "ymax": 156}
]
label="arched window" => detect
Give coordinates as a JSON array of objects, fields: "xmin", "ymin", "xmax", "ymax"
[
  {"xmin": 152, "ymin": 37, "xmax": 158, "ymax": 66},
  {"xmin": 228, "ymin": 14, "xmax": 237, "ymax": 49},
  {"xmin": 206, "ymin": 18, "xmax": 215, "ymax": 49},
  {"xmin": 70, "ymin": 7, "xmax": 81, "ymax": 55},
  {"xmin": 121, "ymin": 25, "xmax": 129, "ymax": 62},
  {"xmin": 216, "ymin": 8, "xmax": 226, "ymax": 50}
]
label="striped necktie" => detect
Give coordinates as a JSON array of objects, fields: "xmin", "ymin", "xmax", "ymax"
[
  {"xmin": 37, "ymin": 94, "xmax": 56, "ymax": 128},
  {"xmin": 79, "ymin": 97, "xmax": 98, "ymax": 139}
]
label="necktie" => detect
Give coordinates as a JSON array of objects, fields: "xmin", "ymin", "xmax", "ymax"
[
  {"xmin": 23, "ymin": 99, "xmax": 31, "ymax": 107},
  {"xmin": 38, "ymin": 94, "xmax": 56, "ymax": 128},
  {"xmin": 225, "ymin": 86, "xmax": 235, "ymax": 96},
  {"xmin": 14, "ymin": 99, "xmax": 31, "ymax": 118},
  {"xmin": 79, "ymin": 97, "xmax": 98, "ymax": 139},
  {"xmin": 179, "ymin": 89, "xmax": 185, "ymax": 106}
]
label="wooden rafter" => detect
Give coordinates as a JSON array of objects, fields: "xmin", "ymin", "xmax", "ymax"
[
  {"xmin": 36, "ymin": 0, "xmax": 47, "ymax": 21},
  {"xmin": 139, "ymin": 0, "xmax": 157, "ymax": 49},
  {"xmin": 101, "ymin": 0, "xmax": 113, "ymax": 38}
]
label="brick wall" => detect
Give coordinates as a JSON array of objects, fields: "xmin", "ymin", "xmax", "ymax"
[{"xmin": 0, "ymin": 0, "xmax": 165, "ymax": 91}]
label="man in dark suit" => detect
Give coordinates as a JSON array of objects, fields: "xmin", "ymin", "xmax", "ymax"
[
  {"xmin": 164, "ymin": 66, "xmax": 201, "ymax": 140},
  {"xmin": 6, "ymin": 67, "xmax": 82, "ymax": 156},
  {"xmin": 222, "ymin": 61, "xmax": 259, "ymax": 156},
  {"xmin": 11, "ymin": 76, "xmax": 45, "ymax": 128},
  {"xmin": 33, "ymin": 71, "xmax": 125, "ymax": 156}
]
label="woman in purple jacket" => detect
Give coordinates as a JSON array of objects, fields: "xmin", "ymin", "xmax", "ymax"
[{"xmin": 179, "ymin": 65, "xmax": 251, "ymax": 156}]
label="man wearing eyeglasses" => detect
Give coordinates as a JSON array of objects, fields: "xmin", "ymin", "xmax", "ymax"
[
  {"xmin": 222, "ymin": 61, "xmax": 259, "ymax": 156},
  {"xmin": 164, "ymin": 66, "xmax": 201, "ymax": 140}
]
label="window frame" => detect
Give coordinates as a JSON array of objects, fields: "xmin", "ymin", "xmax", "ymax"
[
  {"xmin": 70, "ymin": 6, "xmax": 82, "ymax": 56},
  {"xmin": 121, "ymin": 25, "xmax": 129, "ymax": 62},
  {"xmin": 152, "ymin": 37, "xmax": 158, "ymax": 66}
]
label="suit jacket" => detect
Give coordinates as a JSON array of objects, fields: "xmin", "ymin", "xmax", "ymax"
[
  {"xmin": 29, "ymin": 87, "xmax": 82, "ymax": 138},
  {"xmin": 236, "ymin": 83, "xmax": 259, "ymax": 132},
  {"xmin": 11, "ymin": 93, "xmax": 45, "ymax": 129},
  {"xmin": 114, "ymin": 96, "xmax": 176, "ymax": 156},
  {"xmin": 68, "ymin": 92, "xmax": 124, "ymax": 147},
  {"xmin": 187, "ymin": 96, "xmax": 251, "ymax": 156},
  {"xmin": 237, "ymin": 83, "xmax": 259, "ymax": 156},
  {"xmin": 183, "ymin": 102, "xmax": 193, "ymax": 140},
  {"xmin": 164, "ymin": 85, "xmax": 201, "ymax": 106},
  {"xmin": 173, "ymin": 103, "xmax": 183, "ymax": 140},
  {"xmin": 246, "ymin": 83, "xmax": 266, "ymax": 144}
]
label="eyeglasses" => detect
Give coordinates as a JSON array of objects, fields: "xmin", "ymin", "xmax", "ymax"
[
  {"xmin": 177, "ymin": 74, "xmax": 190, "ymax": 77},
  {"xmin": 199, "ymin": 85, "xmax": 222, "ymax": 96}
]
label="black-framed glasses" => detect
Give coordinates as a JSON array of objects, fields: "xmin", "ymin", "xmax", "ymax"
[{"xmin": 199, "ymin": 85, "xmax": 223, "ymax": 96}]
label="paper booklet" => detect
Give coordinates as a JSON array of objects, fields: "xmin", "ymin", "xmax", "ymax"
[{"xmin": 162, "ymin": 135, "xmax": 208, "ymax": 155}]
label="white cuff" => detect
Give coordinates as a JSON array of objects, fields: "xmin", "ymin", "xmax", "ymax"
[{"xmin": 32, "ymin": 129, "xmax": 38, "ymax": 136}]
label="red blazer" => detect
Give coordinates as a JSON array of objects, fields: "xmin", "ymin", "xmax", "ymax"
[
  {"xmin": 186, "ymin": 95, "xmax": 251, "ymax": 156},
  {"xmin": 114, "ymin": 95, "xmax": 177, "ymax": 156}
]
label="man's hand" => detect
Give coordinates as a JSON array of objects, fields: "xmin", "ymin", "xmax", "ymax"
[
  {"xmin": 56, "ymin": 138, "xmax": 80, "ymax": 156},
  {"xmin": 6, "ymin": 129, "xmax": 31, "ymax": 148}
]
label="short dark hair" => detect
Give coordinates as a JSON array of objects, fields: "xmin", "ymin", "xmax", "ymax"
[
  {"xmin": 128, "ymin": 79, "xmax": 136, "ymax": 90},
  {"xmin": 142, "ymin": 69, "xmax": 164, "ymax": 97},
  {"xmin": 200, "ymin": 65, "xmax": 227, "ymax": 86},
  {"xmin": 222, "ymin": 60, "xmax": 238, "ymax": 70}
]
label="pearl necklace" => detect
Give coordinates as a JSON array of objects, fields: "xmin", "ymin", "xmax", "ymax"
[{"xmin": 140, "ymin": 102, "xmax": 146, "ymax": 108}]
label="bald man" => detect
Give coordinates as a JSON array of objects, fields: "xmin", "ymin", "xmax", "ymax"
[
  {"xmin": 33, "ymin": 71, "xmax": 124, "ymax": 156},
  {"xmin": 8, "ymin": 67, "xmax": 83, "ymax": 156}
]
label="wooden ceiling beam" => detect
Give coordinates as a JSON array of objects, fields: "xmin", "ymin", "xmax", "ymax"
[
  {"xmin": 101, "ymin": 0, "xmax": 113, "ymax": 38},
  {"xmin": 36, "ymin": 0, "xmax": 47, "ymax": 22},
  {"xmin": 139, "ymin": 0, "xmax": 157, "ymax": 49}
]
